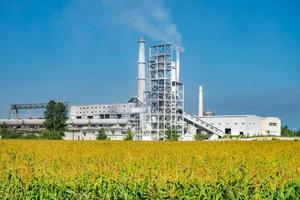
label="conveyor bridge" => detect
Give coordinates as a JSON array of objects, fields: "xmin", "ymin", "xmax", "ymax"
[{"xmin": 183, "ymin": 112, "xmax": 225, "ymax": 139}]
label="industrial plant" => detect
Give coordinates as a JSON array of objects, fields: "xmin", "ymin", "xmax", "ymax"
[{"xmin": 0, "ymin": 38, "xmax": 281, "ymax": 140}]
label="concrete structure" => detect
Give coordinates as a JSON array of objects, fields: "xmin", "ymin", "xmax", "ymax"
[{"xmin": 0, "ymin": 38, "xmax": 282, "ymax": 141}]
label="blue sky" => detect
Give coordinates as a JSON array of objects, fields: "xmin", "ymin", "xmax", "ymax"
[{"xmin": 0, "ymin": 0, "xmax": 299, "ymax": 128}]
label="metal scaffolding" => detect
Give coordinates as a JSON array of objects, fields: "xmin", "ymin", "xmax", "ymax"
[
  {"xmin": 9, "ymin": 102, "xmax": 69, "ymax": 119},
  {"xmin": 144, "ymin": 44, "xmax": 184, "ymax": 140}
]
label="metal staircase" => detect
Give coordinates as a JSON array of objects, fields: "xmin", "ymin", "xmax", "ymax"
[{"xmin": 183, "ymin": 112, "xmax": 225, "ymax": 139}]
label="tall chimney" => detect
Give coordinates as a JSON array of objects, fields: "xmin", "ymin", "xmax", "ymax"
[
  {"xmin": 176, "ymin": 47, "xmax": 180, "ymax": 82},
  {"xmin": 198, "ymin": 86, "xmax": 204, "ymax": 117},
  {"xmin": 137, "ymin": 37, "xmax": 146, "ymax": 102}
]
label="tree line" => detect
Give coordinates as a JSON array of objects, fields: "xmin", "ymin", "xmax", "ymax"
[{"xmin": 281, "ymin": 126, "xmax": 300, "ymax": 137}]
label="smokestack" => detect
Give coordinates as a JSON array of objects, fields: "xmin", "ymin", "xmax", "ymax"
[
  {"xmin": 198, "ymin": 86, "xmax": 203, "ymax": 117},
  {"xmin": 137, "ymin": 37, "xmax": 146, "ymax": 102},
  {"xmin": 176, "ymin": 47, "xmax": 180, "ymax": 82}
]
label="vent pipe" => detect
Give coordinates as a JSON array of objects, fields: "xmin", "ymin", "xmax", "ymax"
[
  {"xmin": 198, "ymin": 86, "xmax": 204, "ymax": 117},
  {"xmin": 176, "ymin": 47, "xmax": 180, "ymax": 82},
  {"xmin": 171, "ymin": 61, "xmax": 176, "ymax": 82},
  {"xmin": 137, "ymin": 37, "xmax": 146, "ymax": 102}
]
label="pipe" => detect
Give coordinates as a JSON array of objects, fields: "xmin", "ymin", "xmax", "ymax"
[
  {"xmin": 198, "ymin": 86, "xmax": 204, "ymax": 117},
  {"xmin": 176, "ymin": 47, "xmax": 180, "ymax": 82},
  {"xmin": 137, "ymin": 37, "xmax": 146, "ymax": 102},
  {"xmin": 171, "ymin": 61, "xmax": 176, "ymax": 82}
]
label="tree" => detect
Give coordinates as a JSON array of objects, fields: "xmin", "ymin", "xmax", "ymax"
[
  {"xmin": 0, "ymin": 123, "xmax": 9, "ymax": 139},
  {"xmin": 41, "ymin": 130, "xmax": 63, "ymax": 140},
  {"xmin": 97, "ymin": 128, "xmax": 108, "ymax": 140},
  {"xmin": 0, "ymin": 122, "xmax": 8, "ymax": 133},
  {"xmin": 165, "ymin": 129, "xmax": 179, "ymax": 141},
  {"xmin": 43, "ymin": 100, "xmax": 68, "ymax": 139},
  {"xmin": 124, "ymin": 128, "xmax": 133, "ymax": 141},
  {"xmin": 194, "ymin": 133, "xmax": 209, "ymax": 141},
  {"xmin": 281, "ymin": 126, "xmax": 291, "ymax": 136},
  {"xmin": 281, "ymin": 126, "xmax": 300, "ymax": 137}
]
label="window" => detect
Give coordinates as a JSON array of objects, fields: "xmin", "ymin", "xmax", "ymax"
[
  {"xmin": 269, "ymin": 123, "xmax": 277, "ymax": 126},
  {"xmin": 225, "ymin": 128, "xmax": 231, "ymax": 134},
  {"xmin": 88, "ymin": 116, "xmax": 93, "ymax": 119},
  {"xmin": 240, "ymin": 132, "xmax": 244, "ymax": 135},
  {"xmin": 76, "ymin": 116, "xmax": 82, "ymax": 119}
]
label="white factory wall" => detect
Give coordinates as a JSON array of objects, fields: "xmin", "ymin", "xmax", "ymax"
[
  {"xmin": 69, "ymin": 103, "xmax": 142, "ymax": 119},
  {"xmin": 199, "ymin": 115, "xmax": 281, "ymax": 137},
  {"xmin": 64, "ymin": 129, "xmax": 125, "ymax": 141},
  {"xmin": 262, "ymin": 117, "xmax": 281, "ymax": 136}
]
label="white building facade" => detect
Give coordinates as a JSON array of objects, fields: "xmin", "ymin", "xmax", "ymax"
[
  {"xmin": 65, "ymin": 98, "xmax": 144, "ymax": 140},
  {"xmin": 198, "ymin": 115, "xmax": 281, "ymax": 137}
]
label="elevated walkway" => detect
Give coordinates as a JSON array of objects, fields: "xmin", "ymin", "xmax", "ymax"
[{"xmin": 183, "ymin": 112, "xmax": 225, "ymax": 139}]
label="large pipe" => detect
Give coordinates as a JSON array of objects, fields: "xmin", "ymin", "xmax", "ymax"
[
  {"xmin": 137, "ymin": 37, "xmax": 146, "ymax": 102},
  {"xmin": 198, "ymin": 86, "xmax": 204, "ymax": 117},
  {"xmin": 171, "ymin": 61, "xmax": 176, "ymax": 82},
  {"xmin": 176, "ymin": 47, "xmax": 180, "ymax": 82}
]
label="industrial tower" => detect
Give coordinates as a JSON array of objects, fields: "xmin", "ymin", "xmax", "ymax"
[{"xmin": 144, "ymin": 44, "xmax": 184, "ymax": 140}]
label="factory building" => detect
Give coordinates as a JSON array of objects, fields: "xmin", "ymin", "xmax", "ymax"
[
  {"xmin": 195, "ymin": 86, "xmax": 281, "ymax": 137},
  {"xmin": 198, "ymin": 115, "xmax": 281, "ymax": 137},
  {"xmin": 0, "ymin": 37, "xmax": 281, "ymax": 140},
  {"xmin": 66, "ymin": 97, "xmax": 144, "ymax": 140}
]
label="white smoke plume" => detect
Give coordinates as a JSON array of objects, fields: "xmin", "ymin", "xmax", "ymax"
[{"xmin": 99, "ymin": 0, "xmax": 183, "ymax": 47}]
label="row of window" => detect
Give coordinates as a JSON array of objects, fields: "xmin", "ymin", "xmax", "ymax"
[
  {"xmin": 77, "ymin": 110, "xmax": 128, "ymax": 115},
  {"xmin": 212, "ymin": 122, "xmax": 256, "ymax": 126},
  {"xmin": 77, "ymin": 104, "xmax": 133, "ymax": 110},
  {"xmin": 76, "ymin": 114, "xmax": 123, "ymax": 119}
]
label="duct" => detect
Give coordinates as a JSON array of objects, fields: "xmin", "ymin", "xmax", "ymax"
[
  {"xmin": 176, "ymin": 47, "xmax": 180, "ymax": 82},
  {"xmin": 171, "ymin": 61, "xmax": 176, "ymax": 82}
]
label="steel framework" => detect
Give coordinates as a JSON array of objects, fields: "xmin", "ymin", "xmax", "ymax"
[
  {"xmin": 144, "ymin": 44, "xmax": 184, "ymax": 140},
  {"xmin": 9, "ymin": 102, "xmax": 69, "ymax": 119}
]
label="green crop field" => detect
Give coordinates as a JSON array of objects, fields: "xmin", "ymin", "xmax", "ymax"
[{"xmin": 0, "ymin": 140, "xmax": 299, "ymax": 199}]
